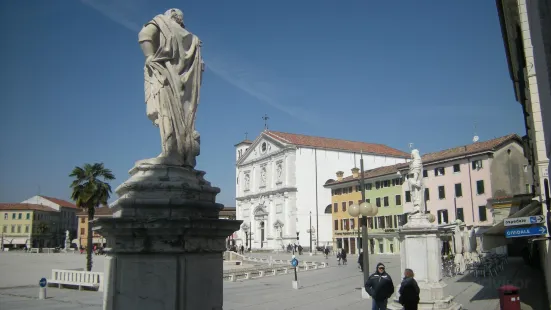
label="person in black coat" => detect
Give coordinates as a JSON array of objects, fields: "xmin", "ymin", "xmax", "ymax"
[
  {"xmin": 398, "ymin": 268, "xmax": 420, "ymax": 310},
  {"xmin": 358, "ymin": 250, "xmax": 364, "ymax": 272},
  {"xmin": 365, "ymin": 262, "xmax": 394, "ymax": 310}
]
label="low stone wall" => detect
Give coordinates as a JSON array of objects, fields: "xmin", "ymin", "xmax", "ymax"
[{"xmin": 223, "ymin": 251, "xmax": 328, "ymax": 282}]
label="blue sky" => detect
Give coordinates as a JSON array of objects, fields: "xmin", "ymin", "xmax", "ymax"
[{"xmin": 0, "ymin": 0, "xmax": 525, "ymax": 206}]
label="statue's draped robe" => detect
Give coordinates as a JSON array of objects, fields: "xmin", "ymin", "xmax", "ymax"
[
  {"xmin": 409, "ymin": 160, "xmax": 423, "ymax": 210},
  {"xmin": 144, "ymin": 14, "xmax": 203, "ymax": 167}
]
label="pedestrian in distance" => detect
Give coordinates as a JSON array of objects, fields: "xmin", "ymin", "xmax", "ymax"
[
  {"xmin": 358, "ymin": 250, "xmax": 364, "ymax": 272},
  {"xmin": 365, "ymin": 262, "xmax": 394, "ymax": 310},
  {"xmin": 398, "ymin": 268, "xmax": 420, "ymax": 310}
]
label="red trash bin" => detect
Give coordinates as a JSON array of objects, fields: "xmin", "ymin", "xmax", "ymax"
[{"xmin": 498, "ymin": 285, "xmax": 520, "ymax": 310}]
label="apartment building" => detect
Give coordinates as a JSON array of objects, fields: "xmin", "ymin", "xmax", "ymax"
[{"xmin": 76, "ymin": 206, "xmax": 114, "ymax": 248}]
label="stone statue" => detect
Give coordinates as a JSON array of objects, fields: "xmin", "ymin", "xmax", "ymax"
[
  {"xmin": 276, "ymin": 163, "xmax": 282, "ymax": 182},
  {"xmin": 260, "ymin": 168, "xmax": 267, "ymax": 186},
  {"xmin": 64, "ymin": 230, "xmax": 71, "ymax": 249},
  {"xmin": 408, "ymin": 149, "xmax": 423, "ymax": 214},
  {"xmin": 244, "ymin": 174, "xmax": 250, "ymax": 190},
  {"xmin": 138, "ymin": 8, "xmax": 205, "ymax": 168}
]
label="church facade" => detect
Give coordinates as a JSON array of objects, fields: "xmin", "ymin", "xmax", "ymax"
[{"xmin": 235, "ymin": 130, "xmax": 409, "ymax": 250}]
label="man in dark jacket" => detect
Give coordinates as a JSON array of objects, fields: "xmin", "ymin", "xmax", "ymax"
[
  {"xmin": 365, "ymin": 262, "xmax": 394, "ymax": 310},
  {"xmin": 358, "ymin": 250, "xmax": 364, "ymax": 272},
  {"xmin": 399, "ymin": 268, "xmax": 420, "ymax": 310}
]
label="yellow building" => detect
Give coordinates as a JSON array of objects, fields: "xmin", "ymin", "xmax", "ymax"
[
  {"xmin": 76, "ymin": 206, "xmax": 114, "ymax": 248},
  {"xmin": 0, "ymin": 203, "xmax": 60, "ymax": 249},
  {"xmin": 324, "ymin": 168, "xmax": 363, "ymax": 254}
]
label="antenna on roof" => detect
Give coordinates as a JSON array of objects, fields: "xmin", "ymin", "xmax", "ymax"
[
  {"xmin": 244, "ymin": 132, "xmax": 248, "ymax": 140},
  {"xmin": 472, "ymin": 121, "xmax": 479, "ymax": 143}
]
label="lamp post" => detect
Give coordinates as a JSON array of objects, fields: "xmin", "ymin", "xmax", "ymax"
[
  {"xmin": 309, "ymin": 211, "xmax": 312, "ymax": 253},
  {"xmin": 348, "ymin": 157, "xmax": 378, "ymax": 296},
  {"xmin": 241, "ymin": 223, "xmax": 249, "ymax": 250}
]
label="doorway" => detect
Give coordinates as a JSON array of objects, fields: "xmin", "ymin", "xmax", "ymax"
[
  {"xmin": 260, "ymin": 221, "xmax": 265, "ymax": 248},
  {"xmin": 343, "ymin": 238, "xmax": 349, "ymax": 252},
  {"xmin": 350, "ymin": 238, "xmax": 356, "ymax": 254}
]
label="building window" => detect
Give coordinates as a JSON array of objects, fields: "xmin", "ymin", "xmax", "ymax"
[
  {"xmin": 366, "ymin": 198, "xmax": 371, "ymax": 203},
  {"xmin": 342, "ymin": 202, "xmax": 346, "ymax": 212},
  {"xmin": 382, "ymin": 180, "xmax": 390, "ymax": 188},
  {"xmin": 456, "ymin": 208, "xmax": 464, "ymax": 222},
  {"xmin": 476, "ymin": 180, "xmax": 485, "ymax": 195},
  {"xmin": 424, "ymin": 188, "xmax": 430, "ymax": 201},
  {"xmin": 350, "ymin": 219, "xmax": 355, "ymax": 230},
  {"xmin": 423, "ymin": 170, "xmax": 428, "ymax": 178},
  {"xmin": 25, "ymin": 225, "xmax": 29, "ymax": 233},
  {"xmin": 365, "ymin": 183, "xmax": 372, "ymax": 190},
  {"xmin": 2, "ymin": 225, "xmax": 6, "ymax": 233},
  {"xmin": 376, "ymin": 198, "xmax": 381, "ymax": 207},
  {"xmin": 11, "ymin": 225, "xmax": 15, "ymax": 233},
  {"xmin": 526, "ymin": 184, "xmax": 530, "ymax": 194},
  {"xmin": 434, "ymin": 167, "xmax": 445, "ymax": 176},
  {"xmin": 367, "ymin": 218, "xmax": 373, "ymax": 229},
  {"xmin": 438, "ymin": 186, "xmax": 446, "ymax": 199},
  {"xmin": 378, "ymin": 217, "xmax": 386, "ymax": 229},
  {"xmin": 472, "ymin": 160, "xmax": 483, "ymax": 170},
  {"xmin": 405, "ymin": 191, "xmax": 411, "ymax": 202},
  {"xmin": 81, "ymin": 228, "xmax": 85, "ymax": 235},
  {"xmin": 12, "ymin": 213, "xmax": 15, "ymax": 219},
  {"xmin": 18, "ymin": 213, "xmax": 22, "ymax": 220},
  {"xmin": 383, "ymin": 196, "xmax": 389, "ymax": 207},
  {"xmin": 26, "ymin": 213, "xmax": 30, "ymax": 220},
  {"xmin": 478, "ymin": 206, "xmax": 487, "ymax": 221},
  {"xmin": 437, "ymin": 210, "xmax": 449, "ymax": 224},
  {"xmin": 17, "ymin": 225, "xmax": 21, "ymax": 233},
  {"xmin": 355, "ymin": 185, "xmax": 360, "ymax": 192},
  {"xmin": 333, "ymin": 203, "xmax": 338, "ymax": 213},
  {"xmin": 3, "ymin": 213, "xmax": 7, "ymax": 220},
  {"xmin": 395, "ymin": 195, "xmax": 402, "ymax": 205},
  {"xmin": 453, "ymin": 164, "xmax": 460, "ymax": 173},
  {"xmin": 455, "ymin": 183, "xmax": 463, "ymax": 197},
  {"xmin": 375, "ymin": 181, "xmax": 381, "ymax": 189}
]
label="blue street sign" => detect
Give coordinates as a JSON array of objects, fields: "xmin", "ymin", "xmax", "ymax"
[
  {"xmin": 291, "ymin": 258, "xmax": 298, "ymax": 267},
  {"xmin": 505, "ymin": 226, "xmax": 548, "ymax": 238},
  {"xmin": 39, "ymin": 278, "xmax": 47, "ymax": 288}
]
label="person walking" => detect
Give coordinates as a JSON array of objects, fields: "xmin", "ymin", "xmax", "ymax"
[
  {"xmin": 358, "ymin": 250, "xmax": 364, "ymax": 272},
  {"xmin": 398, "ymin": 269, "xmax": 420, "ymax": 310},
  {"xmin": 365, "ymin": 262, "xmax": 394, "ymax": 310},
  {"xmin": 340, "ymin": 248, "xmax": 347, "ymax": 265}
]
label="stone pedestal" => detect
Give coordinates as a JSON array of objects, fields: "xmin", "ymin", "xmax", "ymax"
[
  {"xmin": 388, "ymin": 214, "xmax": 461, "ymax": 310},
  {"xmin": 93, "ymin": 163, "xmax": 241, "ymax": 310}
]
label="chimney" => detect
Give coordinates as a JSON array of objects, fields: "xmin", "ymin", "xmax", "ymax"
[
  {"xmin": 336, "ymin": 171, "xmax": 344, "ymax": 181},
  {"xmin": 351, "ymin": 167, "xmax": 360, "ymax": 178}
]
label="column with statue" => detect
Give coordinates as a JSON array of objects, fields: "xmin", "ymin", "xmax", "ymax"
[
  {"xmin": 388, "ymin": 149, "xmax": 461, "ymax": 310},
  {"xmin": 93, "ymin": 8, "xmax": 241, "ymax": 310}
]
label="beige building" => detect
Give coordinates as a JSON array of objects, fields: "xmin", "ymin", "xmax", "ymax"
[{"xmin": 76, "ymin": 206, "xmax": 114, "ymax": 248}]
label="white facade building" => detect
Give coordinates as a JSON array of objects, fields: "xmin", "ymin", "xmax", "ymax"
[
  {"xmin": 21, "ymin": 195, "xmax": 79, "ymax": 239},
  {"xmin": 235, "ymin": 130, "xmax": 409, "ymax": 250}
]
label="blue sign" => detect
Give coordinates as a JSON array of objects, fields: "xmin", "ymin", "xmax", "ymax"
[
  {"xmin": 505, "ymin": 226, "xmax": 547, "ymax": 238},
  {"xmin": 291, "ymin": 258, "xmax": 298, "ymax": 267},
  {"xmin": 39, "ymin": 278, "xmax": 47, "ymax": 288}
]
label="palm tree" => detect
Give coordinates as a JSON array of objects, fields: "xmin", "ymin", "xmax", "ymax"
[{"xmin": 69, "ymin": 163, "xmax": 115, "ymax": 271}]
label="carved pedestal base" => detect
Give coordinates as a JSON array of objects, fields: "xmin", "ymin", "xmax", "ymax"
[
  {"xmin": 94, "ymin": 161, "xmax": 241, "ymax": 310},
  {"xmin": 387, "ymin": 214, "xmax": 462, "ymax": 310}
]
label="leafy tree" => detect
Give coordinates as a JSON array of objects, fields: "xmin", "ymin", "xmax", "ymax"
[{"xmin": 69, "ymin": 163, "xmax": 115, "ymax": 271}]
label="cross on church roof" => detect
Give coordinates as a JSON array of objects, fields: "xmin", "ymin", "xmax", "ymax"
[{"xmin": 262, "ymin": 114, "xmax": 269, "ymax": 130}]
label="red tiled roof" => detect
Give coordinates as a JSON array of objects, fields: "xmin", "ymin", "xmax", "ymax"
[
  {"xmin": 40, "ymin": 195, "xmax": 78, "ymax": 209},
  {"xmin": 325, "ymin": 134, "xmax": 521, "ymax": 186},
  {"xmin": 76, "ymin": 206, "xmax": 115, "ymax": 217},
  {"xmin": 0, "ymin": 203, "xmax": 58, "ymax": 212},
  {"xmin": 325, "ymin": 162, "xmax": 408, "ymax": 186},
  {"xmin": 264, "ymin": 131, "xmax": 409, "ymax": 158},
  {"xmin": 405, "ymin": 134, "xmax": 521, "ymax": 168}
]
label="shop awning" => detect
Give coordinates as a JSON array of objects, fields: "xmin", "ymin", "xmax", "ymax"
[{"xmin": 483, "ymin": 201, "xmax": 542, "ymax": 236}]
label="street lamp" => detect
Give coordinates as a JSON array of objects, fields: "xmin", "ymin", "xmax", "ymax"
[
  {"xmin": 241, "ymin": 223, "xmax": 249, "ymax": 249},
  {"xmin": 348, "ymin": 156, "xmax": 378, "ymax": 296}
]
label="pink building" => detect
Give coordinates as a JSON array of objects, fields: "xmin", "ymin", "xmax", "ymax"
[{"xmin": 399, "ymin": 134, "xmax": 532, "ymax": 227}]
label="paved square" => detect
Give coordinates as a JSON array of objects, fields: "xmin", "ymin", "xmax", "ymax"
[{"xmin": 0, "ymin": 252, "xmax": 547, "ymax": 310}]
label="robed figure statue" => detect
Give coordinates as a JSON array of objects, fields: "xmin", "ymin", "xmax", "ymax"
[
  {"xmin": 138, "ymin": 8, "xmax": 204, "ymax": 168},
  {"xmin": 408, "ymin": 149, "xmax": 424, "ymax": 214}
]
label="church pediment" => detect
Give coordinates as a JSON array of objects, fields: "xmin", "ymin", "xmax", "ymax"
[{"xmin": 237, "ymin": 133, "xmax": 286, "ymax": 166}]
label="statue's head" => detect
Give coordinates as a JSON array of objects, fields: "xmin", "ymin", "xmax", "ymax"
[
  {"xmin": 165, "ymin": 8, "xmax": 184, "ymax": 27},
  {"xmin": 411, "ymin": 149, "xmax": 421, "ymax": 161}
]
